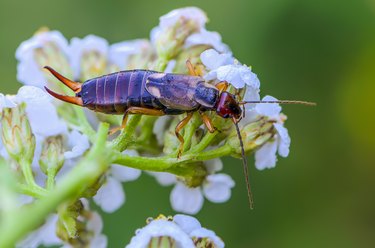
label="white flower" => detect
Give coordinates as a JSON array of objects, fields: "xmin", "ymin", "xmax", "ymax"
[
  {"xmin": 0, "ymin": 93, "xmax": 17, "ymax": 112},
  {"xmin": 152, "ymin": 116, "xmax": 172, "ymax": 145},
  {"xmin": 64, "ymin": 130, "xmax": 90, "ymax": 159},
  {"xmin": 201, "ymin": 49, "xmax": 260, "ymax": 89},
  {"xmin": 252, "ymin": 95, "xmax": 291, "ymax": 170},
  {"xmin": 69, "ymin": 35, "xmax": 109, "ymax": 79},
  {"xmin": 17, "ymin": 214, "xmax": 62, "ymax": 248},
  {"xmin": 126, "ymin": 219, "xmax": 195, "ymax": 248},
  {"xmin": 126, "ymin": 214, "xmax": 224, "ymax": 248},
  {"xmin": 84, "ymin": 212, "xmax": 108, "ymax": 248},
  {"xmin": 93, "ymin": 150, "xmax": 141, "ymax": 213},
  {"xmin": 16, "ymin": 30, "xmax": 70, "ymax": 87},
  {"xmin": 109, "ymin": 39, "xmax": 152, "ymax": 69},
  {"xmin": 14, "ymin": 86, "xmax": 67, "ymax": 137},
  {"xmin": 151, "ymin": 159, "xmax": 235, "ymax": 214},
  {"xmin": 185, "ymin": 30, "xmax": 229, "ymax": 53}
]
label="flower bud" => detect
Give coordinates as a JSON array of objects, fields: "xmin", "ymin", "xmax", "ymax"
[
  {"xmin": 39, "ymin": 135, "xmax": 65, "ymax": 176},
  {"xmin": 152, "ymin": 7, "xmax": 207, "ymax": 60},
  {"xmin": 1, "ymin": 103, "xmax": 35, "ymax": 163},
  {"xmin": 226, "ymin": 117, "xmax": 275, "ymax": 157}
]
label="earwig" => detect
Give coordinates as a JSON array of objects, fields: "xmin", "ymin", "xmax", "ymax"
[{"xmin": 44, "ymin": 61, "xmax": 315, "ymax": 209}]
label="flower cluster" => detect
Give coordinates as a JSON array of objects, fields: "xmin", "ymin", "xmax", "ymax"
[
  {"xmin": 127, "ymin": 214, "xmax": 224, "ymax": 248},
  {"xmin": 0, "ymin": 6, "xmax": 297, "ymax": 248}
]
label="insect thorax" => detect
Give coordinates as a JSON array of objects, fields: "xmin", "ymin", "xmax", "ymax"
[{"xmin": 193, "ymin": 82, "xmax": 219, "ymax": 109}]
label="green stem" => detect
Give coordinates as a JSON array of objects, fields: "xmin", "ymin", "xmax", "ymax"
[
  {"xmin": 113, "ymin": 144, "xmax": 233, "ymax": 175},
  {"xmin": 109, "ymin": 115, "xmax": 142, "ymax": 152},
  {"xmin": 0, "ymin": 123, "xmax": 112, "ymax": 247},
  {"xmin": 18, "ymin": 158, "xmax": 46, "ymax": 195},
  {"xmin": 187, "ymin": 131, "xmax": 218, "ymax": 154},
  {"xmin": 16, "ymin": 183, "xmax": 48, "ymax": 198},
  {"xmin": 73, "ymin": 107, "xmax": 96, "ymax": 143}
]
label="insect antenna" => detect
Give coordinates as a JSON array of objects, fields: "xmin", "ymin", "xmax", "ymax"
[
  {"xmin": 232, "ymin": 117, "xmax": 254, "ymax": 209},
  {"xmin": 239, "ymin": 100, "xmax": 316, "ymax": 106}
]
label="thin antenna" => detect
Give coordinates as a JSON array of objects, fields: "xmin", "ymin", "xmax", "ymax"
[
  {"xmin": 239, "ymin": 100, "xmax": 316, "ymax": 106},
  {"xmin": 233, "ymin": 117, "xmax": 254, "ymax": 209}
]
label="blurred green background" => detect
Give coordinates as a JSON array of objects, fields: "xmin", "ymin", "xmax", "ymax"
[{"xmin": 1, "ymin": 0, "xmax": 374, "ymax": 247}]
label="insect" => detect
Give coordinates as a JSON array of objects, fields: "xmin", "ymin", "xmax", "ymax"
[{"xmin": 44, "ymin": 61, "xmax": 315, "ymax": 209}]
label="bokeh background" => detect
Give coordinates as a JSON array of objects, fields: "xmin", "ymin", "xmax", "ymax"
[{"xmin": 1, "ymin": 0, "xmax": 374, "ymax": 247}]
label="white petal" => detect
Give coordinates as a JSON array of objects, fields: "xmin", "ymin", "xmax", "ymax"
[
  {"xmin": 111, "ymin": 164, "xmax": 141, "ymax": 182},
  {"xmin": 0, "ymin": 93, "xmax": 17, "ymax": 112},
  {"xmin": 173, "ymin": 214, "xmax": 201, "ymax": 234},
  {"xmin": 40, "ymin": 215, "xmax": 61, "ymax": 246},
  {"xmin": 185, "ymin": 30, "xmax": 229, "ymax": 53},
  {"xmin": 190, "ymin": 227, "xmax": 224, "ymax": 248},
  {"xmin": 214, "ymin": 64, "xmax": 260, "ymax": 89},
  {"xmin": 170, "ymin": 183, "xmax": 204, "ymax": 214},
  {"xmin": 87, "ymin": 212, "xmax": 104, "ymax": 235},
  {"xmin": 200, "ymin": 49, "xmax": 233, "ymax": 70},
  {"xmin": 93, "ymin": 177, "xmax": 125, "ymax": 213},
  {"xmin": 64, "ymin": 130, "xmax": 90, "ymax": 159},
  {"xmin": 274, "ymin": 123, "xmax": 291, "ymax": 157},
  {"xmin": 164, "ymin": 60, "xmax": 176, "ymax": 73},
  {"xmin": 126, "ymin": 219, "xmax": 195, "ymax": 248},
  {"xmin": 16, "ymin": 86, "xmax": 67, "ymax": 137},
  {"xmin": 255, "ymin": 141, "xmax": 278, "ymax": 170},
  {"xmin": 91, "ymin": 234, "xmax": 108, "ymax": 248},
  {"xmin": 109, "ymin": 39, "xmax": 152, "ymax": 69},
  {"xmin": 242, "ymin": 85, "xmax": 260, "ymax": 110},
  {"xmin": 17, "ymin": 214, "xmax": 61, "ymax": 248},
  {"xmin": 69, "ymin": 35, "xmax": 108, "ymax": 79},
  {"xmin": 152, "ymin": 116, "xmax": 172, "ymax": 145},
  {"xmin": 204, "ymin": 158, "xmax": 223, "ymax": 174},
  {"xmin": 255, "ymin": 95, "xmax": 282, "ymax": 119},
  {"xmin": 203, "ymin": 174, "xmax": 235, "ymax": 203},
  {"xmin": 148, "ymin": 171, "xmax": 177, "ymax": 186}
]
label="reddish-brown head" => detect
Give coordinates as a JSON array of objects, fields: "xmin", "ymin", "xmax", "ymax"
[{"xmin": 215, "ymin": 92, "xmax": 242, "ymax": 120}]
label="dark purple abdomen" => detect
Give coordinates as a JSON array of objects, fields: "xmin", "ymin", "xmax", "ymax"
[{"xmin": 79, "ymin": 70, "xmax": 164, "ymax": 114}]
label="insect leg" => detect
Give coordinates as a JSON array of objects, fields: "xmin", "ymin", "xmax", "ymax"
[
  {"xmin": 186, "ymin": 60, "xmax": 197, "ymax": 76},
  {"xmin": 199, "ymin": 112, "xmax": 217, "ymax": 133},
  {"xmin": 175, "ymin": 112, "xmax": 194, "ymax": 158},
  {"xmin": 215, "ymin": 81, "xmax": 229, "ymax": 93},
  {"xmin": 108, "ymin": 107, "xmax": 165, "ymax": 135}
]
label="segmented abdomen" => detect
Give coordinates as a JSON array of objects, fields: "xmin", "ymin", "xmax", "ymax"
[{"xmin": 79, "ymin": 70, "xmax": 165, "ymax": 114}]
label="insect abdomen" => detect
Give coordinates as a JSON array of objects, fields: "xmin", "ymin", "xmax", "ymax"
[{"xmin": 79, "ymin": 70, "xmax": 165, "ymax": 114}]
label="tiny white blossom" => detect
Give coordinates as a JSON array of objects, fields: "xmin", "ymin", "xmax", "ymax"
[
  {"xmin": 126, "ymin": 219, "xmax": 195, "ymax": 248},
  {"xmin": 64, "ymin": 130, "xmax": 90, "ymax": 159},
  {"xmin": 201, "ymin": 49, "xmax": 260, "ymax": 89},
  {"xmin": 127, "ymin": 214, "xmax": 224, "ymax": 248},
  {"xmin": 93, "ymin": 150, "xmax": 141, "ymax": 213},
  {"xmin": 252, "ymin": 95, "xmax": 291, "ymax": 170},
  {"xmin": 16, "ymin": 30, "xmax": 70, "ymax": 87},
  {"xmin": 15, "ymin": 86, "xmax": 67, "ymax": 137},
  {"xmin": 152, "ymin": 159, "xmax": 234, "ymax": 214},
  {"xmin": 17, "ymin": 214, "xmax": 62, "ymax": 248},
  {"xmin": 0, "ymin": 93, "xmax": 17, "ymax": 112},
  {"xmin": 85, "ymin": 212, "xmax": 108, "ymax": 248},
  {"xmin": 69, "ymin": 35, "xmax": 109, "ymax": 79},
  {"xmin": 152, "ymin": 116, "xmax": 172, "ymax": 145}
]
